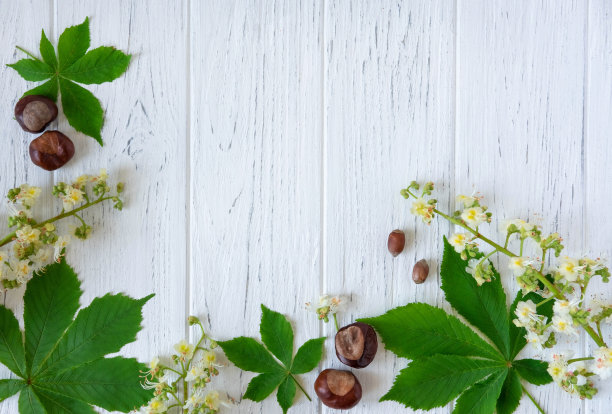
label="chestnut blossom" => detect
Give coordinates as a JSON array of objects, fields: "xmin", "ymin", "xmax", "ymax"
[
  {"xmin": 514, "ymin": 300, "xmax": 537, "ymax": 325},
  {"xmin": 592, "ymin": 347, "xmax": 612, "ymax": 379},
  {"xmin": 558, "ymin": 256, "xmax": 581, "ymax": 282},
  {"xmin": 548, "ymin": 353, "xmax": 571, "ymax": 383},
  {"xmin": 449, "ymin": 233, "xmax": 468, "ymax": 253},
  {"xmin": 552, "ymin": 314, "xmax": 579, "ymax": 337},
  {"xmin": 461, "ymin": 206, "xmax": 488, "ymax": 227},
  {"xmin": 306, "ymin": 294, "xmax": 347, "ymax": 323},
  {"xmin": 410, "ymin": 197, "xmax": 435, "ymax": 224},
  {"xmin": 174, "ymin": 340, "xmax": 195, "ymax": 360}
]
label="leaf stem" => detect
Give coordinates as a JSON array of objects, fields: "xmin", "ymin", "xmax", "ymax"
[
  {"xmin": 0, "ymin": 196, "xmax": 113, "ymax": 247},
  {"xmin": 15, "ymin": 46, "xmax": 42, "ymax": 62},
  {"xmin": 290, "ymin": 374, "xmax": 311, "ymax": 401},
  {"xmin": 521, "ymin": 384, "xmax": 546, "ymax": 414},
  {"xmin": 333, "ymin": 314, "xmax": 339, "ymax": 332}
]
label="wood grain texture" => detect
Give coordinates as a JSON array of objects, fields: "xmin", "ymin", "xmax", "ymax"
[
  {"xmin": 1, "ymin": 1, "xmax": 611, "ymax": 413},
  {"xmin": 0, "ymin": 1, "xmax": 54, "ymax": 413},
  {"xmin": 457, "ymin": 1, "xmax": 586, "ymax": 412},
  {"xmin": 586, "ymin": 0, "xmax": 612, "ymax": 412},
  {"xmin": 324, "ymin": 1, "xmax": 455, "ymax": 413},
  {"xmin": 189, "ymin": 1, "xmax": 322, "ymax": 412},
  {"xmin": 51, "ymin": 0, "xmax": 190, "ymax": 403}
]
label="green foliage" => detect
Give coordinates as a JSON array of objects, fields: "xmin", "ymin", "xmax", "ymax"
[
  {"xmin": 218, "ymin": 305, "xmax": 325, "ymax": 414},
  {"xmin": 358, "ymin": 238, "xmax": 553, "ymax": 413},
  {"xmin": 8, "ymin": 18, "xmax": 131, "ymax": 145},
  {"xmin": 0, "ymin": 258, "xmax": 153, "ymax": 413}
]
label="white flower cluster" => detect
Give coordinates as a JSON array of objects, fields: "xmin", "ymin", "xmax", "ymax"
[
  {"xmin": 305, "ymin": 294, "xmax": 347, "ymax": 323},
  {"xmin": 402, "ymin": 181, "xmax": 436, "ymax": 224},
  {"xmin": 141, "ymin": 317, "xmax": 232, "ymax": 414},
  {"xmin": 547, "ymin": 352, "xmax": 597, "ymax": 399},
  {"xmin": 0, "ymin": 170, "xmax": 122, "ymax": 290}
]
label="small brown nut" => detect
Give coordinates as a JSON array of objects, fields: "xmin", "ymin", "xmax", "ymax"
[
  {"xmin": 314, "ymin": 369, "xmax": 362, "ymax": 409},
  {"xmin": 335, "ymin": 322, "xmax": 378, "ymax": 368},
  {"xmin": 412, "ymin": 259, "xmax": 429, "ymax": 284},
  {"xmin": 387, "ymin": 229, "xmax": 405, "ymax": 257},
  {"xmin": 15, "ymin": 95, "xmax": 58, "ymax": 133},
  {"xmin": 29, "ymin": 131, "xmax": 75, "ymax": 171}
]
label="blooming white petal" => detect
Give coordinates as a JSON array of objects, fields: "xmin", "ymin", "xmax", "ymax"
[
  {"xmin": 411, "ymin": 197, "xmax": 435, "ymax": 224},
  {"xmin": 552, "ymin": 315, "xmax": 579, "ymax": 336},
  {"xmin": 592, "ymin": 347, "xmax": 612, "ymax": 379},
  {"xmin": 515, "ymin": 300, "xmax": 537, "ymax": 324},
  {"xmin": 558, "ymin": 256, "xmax": 581, "ymax": 282},
  {"xmin": 53, "ymin": 235, "xmax": 70, "ymax": 261},
  {"xmin": 16, "ymin": 225, "xmax": 40, "ymax": 244},
  {"xmin": 456, "ymin": 194, "xmax": 478, "ymax": 208},
  {"xmin": 525, "ymin": 331, "xmax": 545, "ymax": 350},
  {"xmin": 205, "ymin": 391, "xmax": 220, "ymax": 410},
  {"xmin": 449, "ymin": 233, "xmax": 468, "ymax": 253},
  {"xmin": 174, "ymin": 339, "xmax": 194, "ymax": 359},
  {"xmin": 461, "ymin": 207, "xmax": 487, "ymax": 227}
]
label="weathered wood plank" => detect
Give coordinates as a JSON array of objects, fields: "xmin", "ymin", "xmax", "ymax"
[
  {"xmin": 585, "ymin": 0, "xmax": 612, "ymax": 412},
  {"xmin": 0, "ymin": 1, "xmax": 53, "ymax": 412},
  {"xmin": 189, "ymin": 1, "xmax": 322, "ymax": 412},
  {"xmin": 324, "ymin": 1, "xmax": 455, "ymax": 412},
  {"xmin": 457, "ymin": 1, "xmax": 586, "ymax": 412},
  {"xmin": 52, "ymin": 4, "xmax": 189, "ymax": 413}
]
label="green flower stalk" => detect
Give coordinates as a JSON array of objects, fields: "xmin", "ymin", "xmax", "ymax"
[
  {"xmin": 402, "ymin": 181, "xmax": 612, "ymax": 400},
  {"xmin": 0, "ymin": 169, "xmax": 124, "ymax": 290}
]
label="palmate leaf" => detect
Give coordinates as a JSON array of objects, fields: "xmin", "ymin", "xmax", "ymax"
[
  {"xmin": 513, "ymin": 359, "xmax": 552, "ymax": 385},
  {"xmin": 219, "ymin": 304, "xmax": 325, "ymax": 414},
  {"xmin": 362, "ymin": 235, "xmax": 554, "ymax": 413},
  {"xmin": 453, "ymin": 369, "xmax": 508, "ymax": 414},
  {"xmin": 0, "ymin": 259, "xmax": 154, "ymax": 413},
  {"xmin": 359, "ymin": 303, "xmax": 503, "ymax": 361},
  {"xmin": 381, "ymin": 355, "xmax": 506, "ymax": 409},
  {"xmin": 8, "ymin": 17, "xmax": 131, "ymax": 145},
  {"xmin": 496, "ymin": 369, "xmax": 523, "ymax": 414},
  {"xmin": 441, "ymin": 237, "xmax": 510, "ymax": 358}
]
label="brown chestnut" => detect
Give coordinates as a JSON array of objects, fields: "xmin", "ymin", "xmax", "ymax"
[
  {"xmin": 314, "ymin": 369, "xmax": 362, "ymax": 409},
  {"xmin": 412, "ymin": 259, "xmax": 430, "ymax": 284},
  {"xmin": 15, "ymin": 95, "xmax": 58, "ymax": 133},
  {"xmin": 387, "ymin": 229, "xmax": 405, "ymax": 257},
  {"xmin": 335, "ymin": 322, "xmax": 378, "ymax": 368},
  {"xmin": 29, "ymin": 131, "xmax": 75, "ymax": 171}
]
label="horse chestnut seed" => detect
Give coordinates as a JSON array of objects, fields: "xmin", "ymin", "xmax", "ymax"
[
  {"xmin": 387, "ymin": 229, "xmax": 405, "ymax": 257},
  {"xmin": 335, "ymin": 322, "xmax": 378, "ymax": 368},
  {"xmin": 29, "ymin": 131, "xmax": 75, "ymax": 171},
  {"xmin": 15, "ymin": 95, "xmax": 58, "ymax": 133},
  {"xmin": 314, "ymin": 369, "xmax": 362, "ymax": 409},
  {"xmin": 412, "ymin": 259, "xmax": 430, "ymax": 284}
]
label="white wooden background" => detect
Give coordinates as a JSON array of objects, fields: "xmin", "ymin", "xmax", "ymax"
[{"xmin": 0, "ymin": 1, "xmax": 611, "ymax": 413}]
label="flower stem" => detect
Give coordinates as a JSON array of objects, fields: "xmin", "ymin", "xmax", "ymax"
[
  {"xmin": 333, "ymin": 314, "xmax": 339, "ymax": 331},
  {"xmin": 290, "ymin": 374, "xmax": 311, "ymax": 401},
  {"xmin": 405, "ymin": 188, "xmax": 609, "ymax": 347},
  {"xmin": 522, "ymin": 384, "xmax": 546, "ymax": 414},
  {"xmin": 431, "ymin": 206, "xmax": 564, "ymax": 299},
  {"xmin": 567, "ymin": 357, "xmax": 594, "ymax": 364},
  {"xmin": 0, "ymin": 196, "xmax": 114, "ymax": 247}
]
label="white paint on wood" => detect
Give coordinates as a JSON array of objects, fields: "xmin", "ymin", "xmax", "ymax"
[
  {"xmin": 0, "ymin": 0, "xmax": 611, "ymax": 413},
  {"xmin": 457, "ymin": 1, "xmax": 587, "ymax": 413}
]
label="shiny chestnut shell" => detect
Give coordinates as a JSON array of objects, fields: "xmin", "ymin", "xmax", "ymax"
[
  {"xmin": 29, "ymin": 131, "xmax": 75, "ymax": 171},
  {"xmin": 314, "ymin": 369, "xmax": 362, "ymax": 409},
  {"xmin": 15, "ymin": 95, "xmax": 58, "ymax": 133},
  {"xmin": 335, "ymin": 322, "xmax": 378, "ymax": 368}
]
